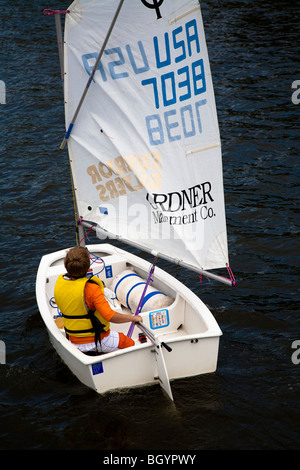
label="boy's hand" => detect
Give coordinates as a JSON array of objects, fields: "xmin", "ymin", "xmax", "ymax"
[{"xmin": 133, "ymin": 315, "xmax": 143, "ymax": 323}]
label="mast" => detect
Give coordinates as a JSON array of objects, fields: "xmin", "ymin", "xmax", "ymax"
[
  {"xmin": 60, "ymin": 0, "xmax": 125, "ymax": 150},
  {"xmin": 43, "ymin": 9, "xmax": 67, "ymax": 82},
  {"xmin": 60, "ymin": 0, "xmax": 124, "ymax": 244},
  {"xmin": 44, "ymin": 8, "xmax": 86, "ymax": 246},
  {"xmin": 54, "ymin": 13, "xmax": 64, "ymax": 83}
]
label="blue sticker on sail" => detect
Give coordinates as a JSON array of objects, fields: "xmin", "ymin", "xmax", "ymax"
[
  {"xmin": 92, "ymin": 362, "xmax": 104, "ymax": 375},
  {"xmin": 99, "ymin": 207, "xmax": 108, "ymax": 215}
]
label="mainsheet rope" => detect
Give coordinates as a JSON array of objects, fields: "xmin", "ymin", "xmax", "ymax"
[{"xmin": 127, "ymin": 255, "xmax": 159, "ymax": 338}]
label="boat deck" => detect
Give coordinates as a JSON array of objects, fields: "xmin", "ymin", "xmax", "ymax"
[{"xmin": 45, "ymin": 250, "xmax": 210, "ymax": 346}]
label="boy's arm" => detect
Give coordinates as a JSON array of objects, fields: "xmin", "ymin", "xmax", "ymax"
[{"xmin": 85, "ymin": 282, "xmax": 142, "ymax": 323}]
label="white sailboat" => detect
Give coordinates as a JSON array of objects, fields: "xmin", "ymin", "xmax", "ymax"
[{"xmin": 37, "ymin": 0, "xmax": 235, "ymax": 401}]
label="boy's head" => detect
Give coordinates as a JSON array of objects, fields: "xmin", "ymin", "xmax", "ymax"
[{"xmin": 64, "ymin": 246, "xmax": 90, "ymax": 278}]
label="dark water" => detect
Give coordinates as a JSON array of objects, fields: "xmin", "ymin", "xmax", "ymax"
[{"xmin": 1, "ymin": 0, "xmax": 299, "ymax": 452}]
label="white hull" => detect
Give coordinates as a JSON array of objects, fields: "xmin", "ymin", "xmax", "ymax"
[{"xmin": 36, "ymin": 244, "xmax": 222, "ymax": 397}]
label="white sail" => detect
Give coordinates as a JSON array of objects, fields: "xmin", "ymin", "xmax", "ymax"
[{"xmin": 64, "ymin": 0, "xmax": 228, "ymax": 271}]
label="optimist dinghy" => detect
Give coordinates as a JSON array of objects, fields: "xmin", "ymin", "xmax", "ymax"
[
  {"xmin": 37, "ymin": 0, "xmax": 235, "ymax": 400},
  {"xmin": 36, "ymin": 243, "xmax": 224, "ymax": 400}
]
